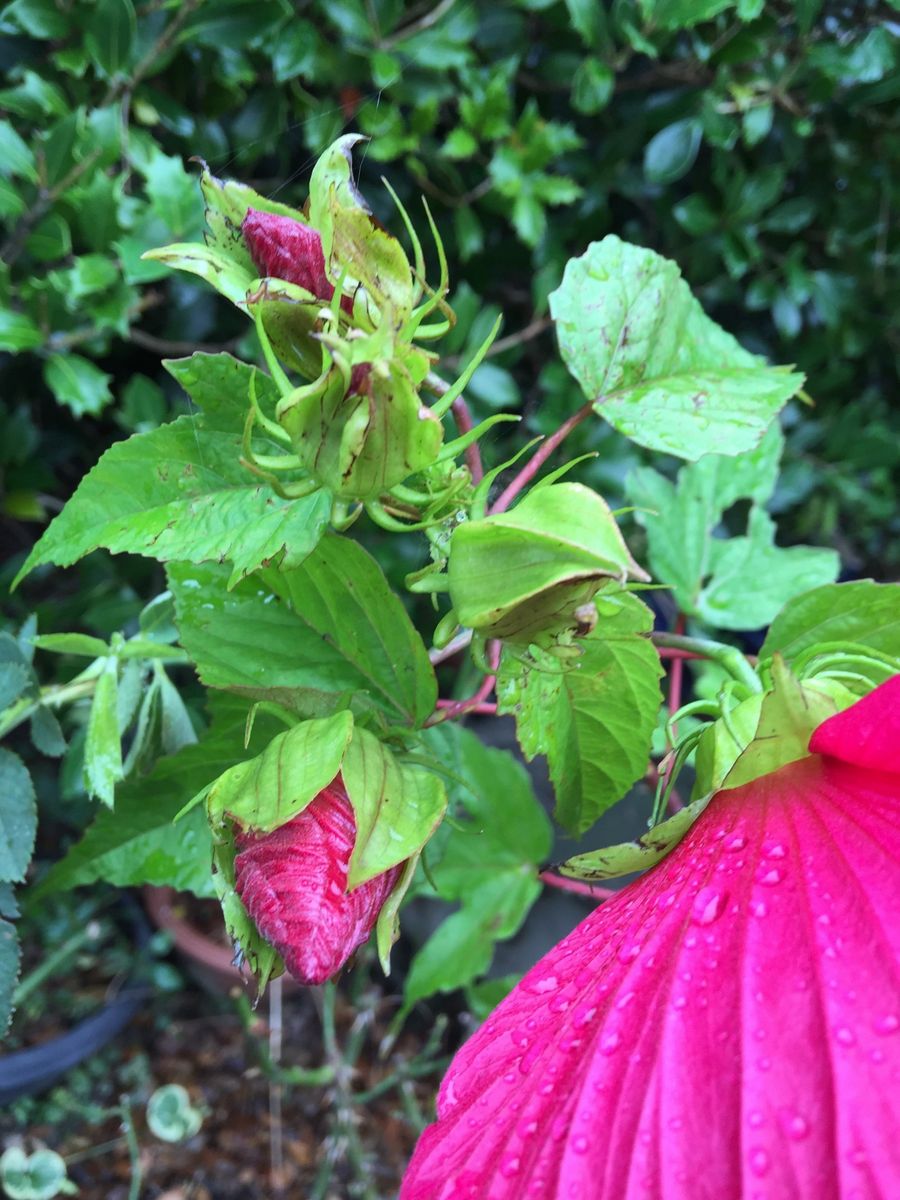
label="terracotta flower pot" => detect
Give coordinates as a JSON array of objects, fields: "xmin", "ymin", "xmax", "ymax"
[{"xmin": 142, "ymin": 886, "xmax": 297, "ymax": 995}]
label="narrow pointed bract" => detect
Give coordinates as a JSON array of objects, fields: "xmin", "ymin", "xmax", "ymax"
[
  {"xmin": 402, "ymin": 677, "xmax": 900, "ymax": 1199},
  {"xmin": 234, "ymin": 778, "xmax": 402, "ymax": 986}
]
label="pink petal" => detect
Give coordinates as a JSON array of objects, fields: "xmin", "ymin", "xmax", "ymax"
[
  {"xmin": 402, "ymin": 754, "xmax": 900, "ymax": 1199},
  {"xmin": 242, "ymin": 208, "xmax": 336, "ymax": 302},
  {"xmin": 234, "ymin": 779, "xmax": 401, "ymax": 985},
  {"xmin": 809, "ymin": 674, "xmax": 900, "ymax": 776}
]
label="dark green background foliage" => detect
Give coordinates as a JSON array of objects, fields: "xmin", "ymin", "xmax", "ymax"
[{"xmin": 2, "ymin": 0, "xmax": 898, "ymax": 631}]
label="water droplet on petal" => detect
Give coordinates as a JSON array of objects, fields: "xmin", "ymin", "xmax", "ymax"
[
  {"xmin": 779, "ymin": 1111, "xmax": 810, "ymax": 1141},
  {"xmin": 755, "ymin": 866, "xmax": 783, "ymax": 887},
  {"xmin": 668, "ymin": 1116, "xmax": 684, "ymax": 1132},
  {"xmin": 750, "ymin": 900, "xmax": 768, "ymax": 918},
  {"xmin": 747, "ymin": 1110, "xmax": 766, "ymax": 1129},
  {"xmin": 691, "ymin": 885, "xmax": 728, "ymax": 926},
  {"xmin": 725, "ymin": 834, "xmax": 747, "ymax": 852},
  {"xmin": 762, "ymin": 839, "xmax": 787, "ymax": 859},
  {"xmin": 875, "ymin": 1014, "xmax": 899, "ymax": 1036},
  {"xmin": 600, "ymin": 1032, "xmax": 622, "ymax": 1055},
  {"xmin": 616, "ymin": 990, "xmax": 636, "ymax": 1010},
  {"xmin": 834, "ymin": 1025, "xmax": 856, "ymax": 1047},
  {"xmin": 617, "ymin": 941, "xmax": 641, "ymax": 964},
  {"xmin": 571, "ymin": 1135, "xmax": 590, "ymax": 1155},
  {"xmin": 848, "ymin": 1149, "xmax": 867, "ymax": 1168},
  {"xmin": 500, "ymin": 1154, "xmax": 521, "ymax": 1178},
  {"xmin": 749, "ymin": 1149, "xmax": 770, "ymax": 1177}
]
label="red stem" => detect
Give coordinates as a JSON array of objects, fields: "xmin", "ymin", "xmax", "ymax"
[
  {"xmin": 436, "ymin": 700, "xmax": 497, "ymax": 715},
  {"xmin": 450, "ymin": 396, "xmax": 483, "ymax": 484},
  {"xmin": 539, "ymin": 871, "xmax": 616, "ymax": 903},
  {"xmin": 427, "ymin": 641, "xmax": 500, "ymax": 725},
  {"xmin": 490, "ymin": 402, "xmax": 593, "ymax": 515}
]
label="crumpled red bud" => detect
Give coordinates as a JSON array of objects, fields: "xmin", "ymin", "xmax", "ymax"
[
  {"xmin": 233, "ymin": 777, "xmax": 401, "ymax": 985},
  {"xmin": 242, "ymin": 208, "xmax": 352, "ymax": 312}
]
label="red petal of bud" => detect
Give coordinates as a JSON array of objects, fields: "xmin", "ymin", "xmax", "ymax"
[
  {"xmin": 233, "ymin": 778, "xmax": 401, "ymax": 985},
  {"xmin": 242, "ymin": 208, "xmax": 336, "ymax": 303}
]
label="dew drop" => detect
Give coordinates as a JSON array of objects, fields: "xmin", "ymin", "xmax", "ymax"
[
  {"xmin": 668, "ymin": 1116, "xmax": 684, "ymax": 1132},
  {"xmin": 762, "ymin": 839, "xmax": 787, "ymax": 859},
  {"xmin": 672, "ymin": 996, "xmax": 688, "ymax": 1011},
  {"xmin": 725, "ymin": 834, "xmax": 747, "ymax": 852},
  {"xmin": 600, "ymin": 1031, "xmax": 622, "ymax": 1056},
  {"xmin": 500, "ymin": 1154, "xmax": 521, "ymax": 1179},
  {"xmin": 779, "ymin": 1111, "xmax": 809, "ymax": 1142},
  {"xmin": 617, "ymin": 941, "xmax": 641, "ymax": 964},
  {"xmin": 656, "ymin": 888, "xmax": 678, "ymax": 911},
  {"xmin": 616, "ymin": 990, "xmax": 636, "ymax": 1010},
  {"xmin": 539, "ymin": 1082, "xmax": 555, "ymax": 1097},
  {"xmin": 571, "ymin": 1134, "xmax": 590, "ymax": 1156},
  {"xmin": 757, "ymin": 1057, "xmax": 772, "ymax": 1072},
  {"xmin": 755, "ymin": 866, "xmax": 783, "ymax": 887},
  {"xmin": 574, "ymin": 1005, "xmax": 598, "ymax": 1029},
  {"xmin": 749, "ymin": 1149, "xmax": 770, "ymax": 1177},
  {"xmin": 834, "ymin": 1025, "xmax": 857, "ymax": 1047},
  {"xmin": 551, "ymin": 1114, "xmax": 569, "ymax": 1144},
  {"xmin": 848, "ymin": 1149, "xmax": 867, "ymax": 1168},
  {"xmin": 549, "ymin": 994, "xmax": 571, "ymax": 1014},
  {"xmin": 747, "ymin": 1110, "xmax": 766, "ymax": 1129},
  {"xmin": 750, "ymin": 900, "xmax": 768, "ymax": 918},
  {"xmin": 875, "ymin": 1014, "xmax": 899, "ymax": 1036},
  {"xmin": 517, "ymin": 1119, "xmax": 538, "ymax": 1140},
  {"xmin": 526, "ymin": 971, "xmax": 559, "ymax": 995},
  {"xmin": 691, "ymin": 885, "xmax": 728, "ymax": 926}
]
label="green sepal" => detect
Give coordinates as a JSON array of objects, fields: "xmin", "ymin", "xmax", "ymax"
[
  {"xmin": 559, "ymin": 793, "xmax": 714, "ymax": 882},
  {"xmin": 244, "ymin": 279, "xmax": 325, "ymax": 380},
  {"xmin": 720, "ymin": 656, "xmax": 845, "ymax": 791},
  {"xmin": 280, "ymin": 361, "xmax": 443, "ymax": 500},
  {"xmin": 448, "ymin": 482, "xmax": 649, "ymax": 644},
  {"xmin": 341, "ymin": 727, "xmax": 447, "ymax": 889},
  {"xmin": 309, "ymin": 135, "xmax": 414, "ymax": 324},
  {"xmin": 206, "ymin": 711, "xmax": 353, "ymax": 835},
  {"xmin": 141, "ymin": 242, "xmax": 255, "ymax": 306},
  {"xmin": 376, "ymin": 850, "xmax": 422, "ymax": 974}
]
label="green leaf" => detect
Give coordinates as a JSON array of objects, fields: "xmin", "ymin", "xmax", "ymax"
[
  {"xmin": 497, "ymin": 591, "xmax": 663, "ymax": 834},
  {"xmin": 34, "ymin": 633, "xmax": 110, "ymax": 657},
  {"xmin": 0, "ymin": 311, "xmax": 43, "ymax": 352},
  {"xmin": 699, "ymin": 508, "xmax": 839, "ymax": 630},
  {"xmin": 16, "ymin": 355, "xmax": 331, "ymax": 588},
  {"xmin": 0, "ymin": 749, "xmax": 36, "ymax": 883},
  {"xmin": 643, "ymin": 118, "xmax": 702, "ymax": 185},
  {"xmin": 760, "ymin": 581, "xmax": 900, "ymax": 665},
  {"xmin": 169, "ymin": 535, "xmax": 438, "ymax": 727},
  {"xmin": 83, "ymin": 661, "xmax": 122, "ymax": 806},
  {"xmin": 0, "ymin": 662, "xmax": 29, "ymax": 712},
  {"xmin": 403, "ymin": 725, "xmax": 550, "ymax": 1007},
  {"xmin": 549, "ymin": 236, "xmax": 803, "ymax": 459},
  {"xmin": 84, "ymin": 0, "xmax": 136, "ymax": 76},
  {"xmin": 560, "ymin": 793, "xmax": 714, "ymax": 882},
  {"xmin": 0, "ymin": 903, "xmax": 18, "ymax": 1036},
  {"xmin": 0, "ymin": 119, "xmax": 36, "ymax": 180},
  {"xmin": 626, "ymin": 423, "xmax": 838, "ymax": 629},
  {"xmin": 638, "ymin": 0, "xmax": 735, "ymax": 28},
  {"xmin": 43, "ymin": 353, "xmax": 113, "ymax": 417},
  {"xmin": 30, "ymin": 706, "xmax": 67, "ymax": 757},
  {"xmin": 342, "ymin": 727, "xmax": 447, "ymax": 888},
  {"xmin": 206, "ymin": 712, "xmax": 354, "ymax": 833},
  {"xmin": 31, "ymin": 698, "xmax": 283, "ymax": 900}
]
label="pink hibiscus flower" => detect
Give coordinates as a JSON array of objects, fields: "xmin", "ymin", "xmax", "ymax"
[
  {"xmin": 401, "ymin": 675, "xmax": 900, "ymax": 1199},
  {"xmin": 234, "ymin": 777, "xmax": 401, "ymax": 986}
]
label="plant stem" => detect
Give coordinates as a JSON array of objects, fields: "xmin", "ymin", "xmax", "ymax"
[
  {"xmin": 667, "ymin": 613, "xmax": 686, "ymax": 738},
  {"xmin": 0, "ymin": 675, "xmax": 97, "ymax": 741},
  {"xmin": 119, "ymin": 1099, "xmax": 142, "ymax": 1200},
  {"xmin": 14, "ymin": 921, "xmax": 101, "ymax": 1007},
  {"xmin": 539, "ymin": 871, "xmax": 616, "ymax": 902},
  {"xmin": 426, "ymin": 371, "xmax": 483, "ymax": 483},
  {"xmin": 490, "ymin": 402, "xmax": 593, "ymax": 514},
  {"xmin": 651, "ymin": 632, "xmax": 761, "ymax": 694},
  {"xmin": 426, "ymin": 641, "xmax": 499, "ymax": 726}
]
